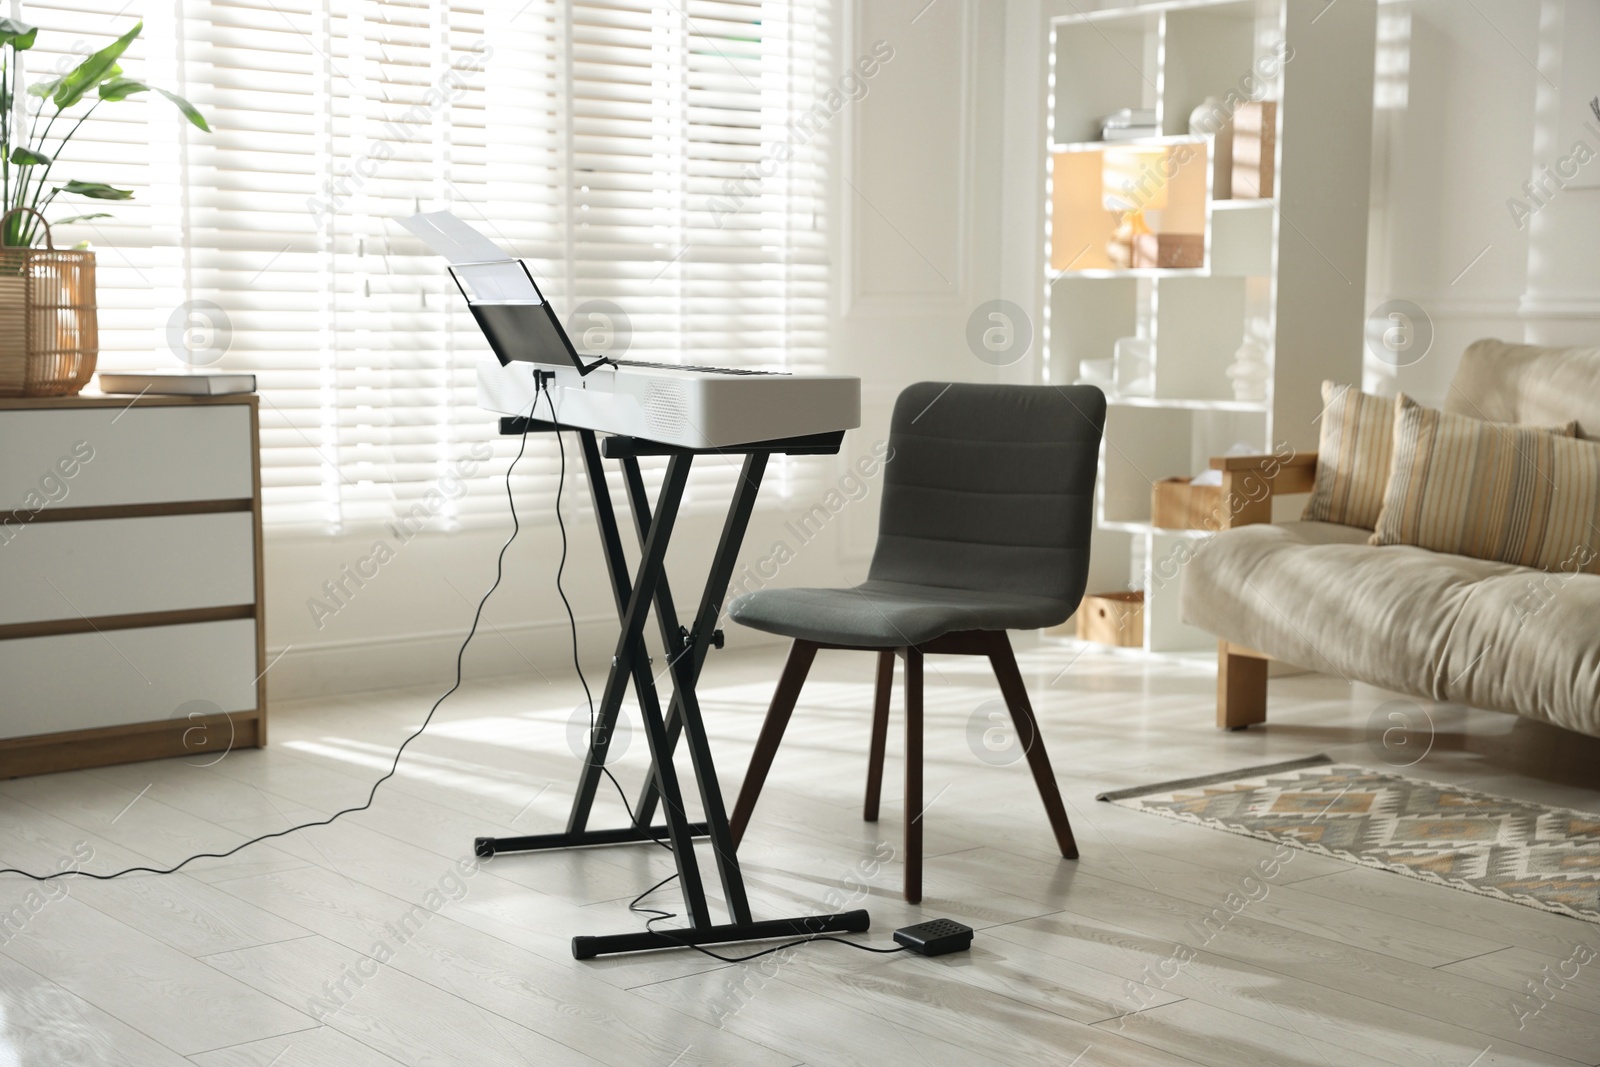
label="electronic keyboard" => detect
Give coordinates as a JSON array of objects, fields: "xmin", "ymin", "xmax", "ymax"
[
  {"xmin": 477, "ymin": 357, "xmax": 861, "ymax": 449},
  {"xmin": 399, "ymin": 210, "xmax": 859, "ymax": 448}
]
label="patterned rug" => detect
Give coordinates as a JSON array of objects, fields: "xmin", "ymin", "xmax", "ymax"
[{"xmin": 1099, "ymin": 756, "xmax": 1600, "ymax": 923}]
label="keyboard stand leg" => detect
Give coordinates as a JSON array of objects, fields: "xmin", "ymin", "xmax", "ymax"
[
  {"xmin": 618, "ymin": 454, "xmax": 692, "ymax": 832},
  {"xmin": 632, "ymin": 452, "xmax": 768, "ymax": 923},
  {"xmin": 472, "ymin": 426, "xmax": 871, "ymax": 958}
]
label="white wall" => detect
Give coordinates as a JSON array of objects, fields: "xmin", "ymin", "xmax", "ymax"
[
  {"xmin": 1363, "ymin": 0, "xmax": 1600, "ymax": 403},
  {"xmin": 264, "ymin": 0, "xmax": 1017, "ymax": 700},
  {"xmin": 1364, "ymin": 0, "xmax": 1531, "ymax": 403}
]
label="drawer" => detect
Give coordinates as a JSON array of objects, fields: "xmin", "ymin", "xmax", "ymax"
[
  {"xmin": 0, "ymin": 619, "xmax": 257, "ymax": 740},
  {"xmin": 0, "ymin": 512, "xmax": 256, "ymax": 626},
  {"xmin": 0, "ymin": 404, "xmax": 253, "ymax": 511}
]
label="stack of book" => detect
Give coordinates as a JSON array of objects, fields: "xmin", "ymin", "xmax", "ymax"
[
  {"xmin": 1100, "ymin": 108, "xmax": 1157, "ymax": 142},
  {"xmin": 97, "ymin": 372, "xmax": 257, "ymax": 396}
]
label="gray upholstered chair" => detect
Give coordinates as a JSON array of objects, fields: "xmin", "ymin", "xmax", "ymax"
[{"xmin": 727, "ymin": 381, "xmax": 1106, "ymax": 902}]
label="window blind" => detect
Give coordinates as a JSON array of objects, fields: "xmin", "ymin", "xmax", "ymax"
[{"xmin": 21, "ymin": 0, "xmax": 832, "ymax": 529}]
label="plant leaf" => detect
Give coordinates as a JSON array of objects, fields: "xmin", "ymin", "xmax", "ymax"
[
  {"xmin": 97, "ymin": 76, "xmax": 149, "ymax": 102},
  {"xmin": 155, "ymin": 87, "xmax": 210, "ymax": 132},
  {"xmin": 9, "ymin": 146, "xmax": 51, "ymax": 165},
  {"xmin": 28, "ymin": 75, "xmax": 60, "ymax": 99},
  {"xmin": 0, "ymin": 18, "xmax": 38, "ymax": 51},
  {"xmin": 61, "ymin": 179, "xmax": 134, "ymax": 201},
  {"xmin": 54, "ymin": 21, "xmax": 142, "ymax": 109},
  {"xmin": 53, "ymin": 213, "xmax": 112, "ymax": 226}
]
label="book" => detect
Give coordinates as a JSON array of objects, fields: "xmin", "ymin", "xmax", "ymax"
[
  {"xmin": 1100, "ymin": 107, "xmax": 1156, "ymax": 129},
  {"xmin": 1101, "ymin": 125, "xmax": 1160, "ymax": 142},
  {"xmin": 97, "ymin": 372, "xmax": 257, "ymax": 396}
]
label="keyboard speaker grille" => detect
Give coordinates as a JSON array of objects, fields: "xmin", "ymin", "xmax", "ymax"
[{"xmin": 644, "ymin": 380, "xmax": 689, "ymax": 438}]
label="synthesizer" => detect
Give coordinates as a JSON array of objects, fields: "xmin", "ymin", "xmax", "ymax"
[{"xmin": 477, "ymin": 357, "xmax": 860, "ymax": 449}]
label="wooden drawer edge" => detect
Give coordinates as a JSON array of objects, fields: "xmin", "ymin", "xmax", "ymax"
[
  {"xmin": 0, "ymin": 395, "xmax": 258, "ymax": 410},
  {"xmin": 0, "ymin": 604, "xmax": 256, "ymax": 641},
  {"xmin": 10, "ymin": 498, "xmax": 255, "ymax": 526},
  {"xmin": 0, "ymin": 710, "xmax": 263, "ymax": 779}
]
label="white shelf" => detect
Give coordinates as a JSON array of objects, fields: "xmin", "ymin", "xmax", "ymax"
[
  {"xmin": 1054, "ymin": 267, "xmax": 1210, "ymax": 280},
  {"xmin": 1044, "ymin": 0, "xmax": 1375, "ymax": 664},
  {"xmin": 1103, "ymin": 395, "xmax": 1267, "ymax": 412},
  {"xmin": 1049, "ymin": 135, "xmax": 1207, "ymax": 153}
]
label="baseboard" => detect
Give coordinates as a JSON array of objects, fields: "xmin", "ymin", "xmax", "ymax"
[
  {"xmin": 0, "ymin": 711, "xmax": 262, "ymax": 779},
  {"xmin": 264, "ymin": 615, "xmax": 789, "ymax": 701}
]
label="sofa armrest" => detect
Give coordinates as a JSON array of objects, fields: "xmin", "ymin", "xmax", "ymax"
[{"xmin": 1208, "ymin": 451, "xmax": 1317, "ymax": 528}]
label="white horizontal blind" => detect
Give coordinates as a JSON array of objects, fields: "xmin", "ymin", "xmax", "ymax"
[{"xmin": 21, "ymin": 0, "xmax": 832, "ymax": 529}]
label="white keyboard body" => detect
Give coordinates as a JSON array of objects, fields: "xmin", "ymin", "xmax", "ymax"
[{"xmin": 477, "ymin": 358, "xmax": 861, "ymax": 448}]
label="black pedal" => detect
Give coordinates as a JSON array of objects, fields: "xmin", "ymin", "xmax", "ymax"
[{"xmin": 893, "ymin": 918, "xmax": 973, "ymax": 956}]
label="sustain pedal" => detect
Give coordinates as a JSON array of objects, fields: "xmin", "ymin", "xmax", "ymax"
[{"xmin": 893, "ymin": 918, "xmax": 974, "ymax": 956}]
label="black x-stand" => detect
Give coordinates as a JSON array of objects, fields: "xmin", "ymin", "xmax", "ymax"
[{"xmin": 473, "ymin": 415, "xmax": 871, "ymax": 959}]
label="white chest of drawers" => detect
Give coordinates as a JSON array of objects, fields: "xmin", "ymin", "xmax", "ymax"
[{"xmin": 0, "ymin": 395, "xmax": 266, "ymax": 776}]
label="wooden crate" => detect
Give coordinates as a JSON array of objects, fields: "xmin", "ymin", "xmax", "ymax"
[
  {"xmin": 1076, "ymin": 591, "xmax": 1144, "ymax": 647},
  {"xmin": 1151, "ymin": 476, "xmax": 1223, "ymax": 530},
  {"xmin": 1132, "ymin": 232, "xmax": 1204, "ymax": 270}
]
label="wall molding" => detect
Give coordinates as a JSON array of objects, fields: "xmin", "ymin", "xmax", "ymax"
[
  {"xmin": 841, "ymin": 0, "xmax": 981, "ymax": 317},
  {"xmin": 1393, "ymin": 296, "xmax": 1525, "ymax": 320},
  {"xmin": 1519, "ymin": 295, "xmax": 1600, "ymax": 320},
  {"xmin": 265, "ymin": 614, "xmax": 787, "ymax": 702},
  {"xmin": 1377, "ymin": 294, "xmax": 1600, "ymax": 324}
]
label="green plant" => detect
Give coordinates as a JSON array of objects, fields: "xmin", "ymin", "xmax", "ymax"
[{"xmin": 0, "ymin": 18, "xmax": 209, "ymax": 248}]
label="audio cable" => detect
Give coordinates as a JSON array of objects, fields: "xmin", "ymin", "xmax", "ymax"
[{"xmin": 0, "ymin": 423, "xmax": 535, "ymax": 882}]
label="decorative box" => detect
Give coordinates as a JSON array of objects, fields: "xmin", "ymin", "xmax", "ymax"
[
  {"xmin": 1151, "ymin": 476, "xmax": 1225, "ymax": 530},
  {"xmin": 1132, "ymin": 232, "xmax": 1204, "ymax": 269},
  {"xmin": 1076, "ymin": 591, "xmax": 1145, "ymax": 648}
]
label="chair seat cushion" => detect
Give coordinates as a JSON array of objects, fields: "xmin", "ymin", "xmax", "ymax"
[
  {"xmin": 729, "ymin": 580, "xmax": 1073, "ymax": 648},
  {"xmin": 1181, "ymin": 520, "xmax": 1600, "ymax": 737}
]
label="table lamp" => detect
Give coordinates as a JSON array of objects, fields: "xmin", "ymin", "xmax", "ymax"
[{"xmin": 1102, "ymin": 146, "xmax": 1168, "ymax": 268}]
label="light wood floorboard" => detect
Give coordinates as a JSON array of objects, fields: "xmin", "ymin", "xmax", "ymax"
[{"xmin": 0, "ymin": 640, "xmax": 1596, "ymax": 1065}]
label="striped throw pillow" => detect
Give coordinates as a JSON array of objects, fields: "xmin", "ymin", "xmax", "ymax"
[
  {"xmin": 1302, "ymin": 382, "xmax": 1396, "ymax": 529},
  {"xmin": 1372, "ymin": 394, "xmax": 1599, "ymax": 572}
]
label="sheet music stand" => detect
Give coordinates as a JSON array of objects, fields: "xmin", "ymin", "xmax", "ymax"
[{"xmin": 474, "ymin": 414, "xmax": 871, "ymax": 959}]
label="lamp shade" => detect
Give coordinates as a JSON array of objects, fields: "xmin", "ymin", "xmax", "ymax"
[{"xmin": 1102, "ymin": 147, "xmax": 1169, "ymax": 214}]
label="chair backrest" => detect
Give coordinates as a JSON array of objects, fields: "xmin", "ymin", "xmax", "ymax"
[
  {"xmin": 1447, "ymin": 338, "xmax": 1600, "ymax": 434},
  {"xmin": 867, "ymin": 382, "xmax": 1105, "ymax": 608}
]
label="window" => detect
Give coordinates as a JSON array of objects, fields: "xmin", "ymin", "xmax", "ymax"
[{"xmin": 23, "ymin": 0, "xmax": 832, "ymax": 528}]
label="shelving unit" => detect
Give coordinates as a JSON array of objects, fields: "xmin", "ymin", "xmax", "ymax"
[{"xmin": 1040, "ymin": 0, "xmax": 1376, "ymax": 657}]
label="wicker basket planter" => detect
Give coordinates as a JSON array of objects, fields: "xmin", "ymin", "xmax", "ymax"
[{"xmin": 0, "ymin": 208, "xmax": 98, "ymax": 397}]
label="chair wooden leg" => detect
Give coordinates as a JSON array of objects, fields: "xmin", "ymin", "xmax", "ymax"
[
  {"xmin": 1218, "ymin": 640, "xmax": 1268, "ymax": 730},
  {"xmin": 863, "ymin": 650, "xmax": 894, "ymax": 822},
  {"xmin": 730, "ymin": 640, "xmax": 818, "ymax": 848},
  {"xmin": 987, "ymin": 632, "xmax": 1078, "ymax": 860},
  {"xmin": 903, "ymin": 647, "xmax": 923, "ymax": 904}
]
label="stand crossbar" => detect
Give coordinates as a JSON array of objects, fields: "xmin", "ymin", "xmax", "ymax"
[
  {"xmin": 572, "ymin": 909, "xmax": 871, "ymax": 960},
  {"xmin": 476, "ymin": 416, "xmax": 865, "ymax": 958}
]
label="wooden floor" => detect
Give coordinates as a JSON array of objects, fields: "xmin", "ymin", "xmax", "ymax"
[{"xmin": 3, "ymin": 637, "xmax": 1600, "ymax": 1066}]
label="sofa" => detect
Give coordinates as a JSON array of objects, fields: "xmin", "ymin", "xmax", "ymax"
[{"xmin": 1181, "ymin": 339, "xmax": 1600, "ymax": 737}]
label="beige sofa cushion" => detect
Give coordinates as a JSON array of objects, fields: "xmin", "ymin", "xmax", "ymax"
[
  {"xmin": 1448, "ymin": 338, "xmax": 1600, "ymax": 433},
  {"xmin": 1373, "ymin": 395, "xmax": 1596, "ymax": 572},
  {"xmin": 1180, "ymin": 521, "xmax": 1600, "ymax": 737},
  {"xmin": 1302, "ymin": 381, "xmax": 1394, "ymax": 530}
]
